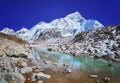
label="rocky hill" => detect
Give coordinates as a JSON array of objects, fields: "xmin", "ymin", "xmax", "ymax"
[
  {"xmin": 0, "ymin": 32, "xmax": 30, "ymax": 83},
  {"xmin": 0, "ymin": 33, "xmax": 28, "ymax": 44}
]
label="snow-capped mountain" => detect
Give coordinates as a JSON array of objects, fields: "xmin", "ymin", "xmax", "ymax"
[
  {"xmin": 1, "ymin": 12, "xmax": 104, "ymax": 41},
  {"xmin": 18, "ymin": 12, "xmax": 103, "ymax": 41},
  {"xmin": 16, "ymin": 27, "xmax": 29, "ymax": 39},
  {"xmin": 1, "ymin": 28, "xmax": 15, "ymax": 35}
]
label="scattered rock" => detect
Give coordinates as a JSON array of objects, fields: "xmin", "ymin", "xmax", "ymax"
[
  {"xmin": 63, "ymin": 68, "xmax": 72, "ymax": 73},
  {"xmin": 36, "ymin": 69, "xmax": 44, "ymax": 72},
  {"xmin": 5, "ymin": 72, "xmax": 25, "ymax": 83},
  {"xmin": 20, "ymin": 67, "xmax": 32, "ymax": 74},
  {"xmin": 108, "ymin": 63, "xmax": 115, "ymax": 67},
  {"xmin": 113, "ymin": 59, "xmax": 120, "ymax": 62},
  {"xmin": 0, "ymin": 51, "xmax": 6, "ymax": 57},
  {"xmin": 32, "ymin": 66, "xmax": 37, "ymax": 69},
  {"xmin": 89, "ymin": 75, "xmax": 98, "ymax": 78},
  {"xmin": 43, "ymin": 61, "xmax": 52, "ymax": 64},
  {"xmin": 19, "ymin": 62, "xmax": 28, "ymax": 68},
  {"xmin": 63, "ymin": 63, "xmax": 69, "ymax": 66},
  {"xmin": 33, "ymin": 72, "xmax": 51, "ymax": 79},
  {"xmin": 36, "ymin": 66, "xmax": 42, "ymax": 69},
  {"xmin": 47, "ymin": 48, "xmax": 52, "ymax": 51},
  {"xmin": 95, "ymin": 79, "xmax": 99, "ymax": 83},
  {"xmin": 38, "ymin": 80, "xmax": 43, "ymax": 83},
  {"xmin": 32, "ymin": 78, "xmax": 36, "ymax": 81},
  {"xmin": 103, "ymin": 77, "xmax": 110, "ymax": 82},
  {"xmin": 53, "ymin": 63, "xmax": 57, "ymax": 65}
]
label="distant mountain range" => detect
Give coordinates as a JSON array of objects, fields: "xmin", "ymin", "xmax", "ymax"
[{"xmin": 0, "ymin": 12, "xmax": 103, "ymax": 41}]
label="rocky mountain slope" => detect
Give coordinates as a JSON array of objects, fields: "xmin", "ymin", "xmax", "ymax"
[
  {"xmin": 0, "ymin": 33, "xmax": 53, "ymax": 83},
  {"xmin": 44, "ymin": 25, "xmax": 120, "ymax": 61},
  {"xmin": 1, "ymin": 12, "xmax": 103, "ymax": 41},
  {"xmin": 0, "ymin": 32, "xmax": 30, "ymax": 83}
]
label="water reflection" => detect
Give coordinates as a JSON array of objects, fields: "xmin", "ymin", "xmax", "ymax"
[{"xmin": 32, "ymin": 47, "xmax": 120, "ymax": 79}]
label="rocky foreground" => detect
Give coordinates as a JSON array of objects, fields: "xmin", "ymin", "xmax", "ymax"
[
  {"xmin": 0, "ymin": 33, "xmax": 53, "ymax": 83},
  {"xmin": 0, "ymin": 32, "xmax": 107, "ymax": 83}
]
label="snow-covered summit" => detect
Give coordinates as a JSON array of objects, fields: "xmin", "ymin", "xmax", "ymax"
[
  {"xmin": 16, "ymin": 27, "xmax": 29, "ymax": 33},
  {"xmin": 1, "ymin": 27, "xmax": 15, "ymax": 35},
  {"xmin": 1, "ymin": 12, "xmax": 104, "ymax": 41},
  {"xmin": 23, "ymin": 12, "xmax": 103, "ymax": 41}
]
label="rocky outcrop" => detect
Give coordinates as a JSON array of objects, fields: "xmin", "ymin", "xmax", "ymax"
[{"xmin": 0, "ymin": 33, "xmax": 29, "ymax": 58}]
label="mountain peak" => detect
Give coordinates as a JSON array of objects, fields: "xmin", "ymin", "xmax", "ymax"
[
  {"xmin": 65, "ymin": 11, "xmax": 83, "ymax": 20},
  {"xmin": 1, "ymin": 27, "xmax": 15, "ymax": 35},
  {"xmin": 0, "ymin": 12, "xmax": 104, "ymax": 41}
]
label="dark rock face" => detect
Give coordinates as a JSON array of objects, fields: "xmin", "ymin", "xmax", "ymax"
[{"xmin": 71, "ymin": 25, "xmax": 120, "ymax": 60}]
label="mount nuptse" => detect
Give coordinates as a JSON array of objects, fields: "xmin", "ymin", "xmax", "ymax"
[{"xmin": 1, "ymin": 12, "xmax": 104, "ymax": 41}]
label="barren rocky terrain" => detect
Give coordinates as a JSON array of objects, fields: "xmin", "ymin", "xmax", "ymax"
[{"xmin": 0, "ymin": 25, "xmax": 120, "ymax": 83}]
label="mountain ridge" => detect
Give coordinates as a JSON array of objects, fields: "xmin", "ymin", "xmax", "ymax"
[{"xmin": 0, "ymin": 12, "xmax": 104, "ymax": 41}]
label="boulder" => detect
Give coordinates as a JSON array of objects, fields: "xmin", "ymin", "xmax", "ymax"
[
  {"xmin": 103, "ymin": 77, "xmax": 111, "ymax": 82},
  {"xmin": 38, "ymin": 80, "xmax": 43, "ymax": 83},
  {"xmin": 5, "ymin": 72, "xmax": 25, "ymax": 83},
  {"xmin": 19, "ymin": 62, "xmax": 28, "ymax": 68},
  {"xmin": 20, "ymin": 67, "xmax": 32, "ymax": 74},
  {"xmin": 33, "ymin": 72, "xmax": 51, "ymax": 79},
  {"xmin": 63, "ymin": 68, "xmax": 72, "ymax": 73},
  {"xmin": 0, "ymin": 51, "xmax": 6, "ymax": 57},
  {"xmin": 89, "ymin": 75, "xmax": 98, "ymax": 78}
]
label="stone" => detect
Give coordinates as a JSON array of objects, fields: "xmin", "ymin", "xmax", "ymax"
[
  {"xmin": 103, "ymin": 77, "xmax": 110, "ymax": 82},
  {"xmin": 36, "ymin": 68, "xmax": 44, "ymax": 72},
  {"xmin": 43, "ymin": 61, "xmax": 52, "ymax": 64},
  {"xmin": 19, "ymin": 62, "xmax": 28, "ymax": 68},
  {"xmin": 20, "ymin": 67, "xmax": 32, "ymax": 74},
  {"xmin": 63, "ymin": 63, "xmax": 68, "ymax": 66},
  {"xmin": 108, "ymin": 63, "xmax": 115, "ymax": 67},
  {"xmin": 5, "ymin": 72, "xmax": 25, "ymax": 83},
  {"xmin": 36, "ymin": 66, "xmax": 42, "ymax": 69},
  {"xmin": 32, "ymin": 78, "xmax": 36, "ymax": 81},
  {"xmin": 0, "ymin": 51, "xmax": 6, "ymax": 57},
  {"xmin": 89, "ymin": 75, "xmax": 98, "ymax": 78},
  {"xmin": 38, "ymin": 80, "xmax": 43, "ymax": 83},
  {"xmin": 53, "ymin": 63, "xmax": 57, "ymax": 65},
  {"xmin": 95, "ymin": 79, "xmax": 99, "ymax": 83},
  {"xmin": 63, "ymin": 68, "xmax": 72, "ymax": 73},
  {"xmin": 47, "ymin": 48, "xmax": 52, "ymax": 51},
  {"xmin": 113, "ymin": 59, "xmax": 120, "ymax": 62},
  {"xmin": 33, "ymin": 72, "xmax": 51, "ymax": 79}
]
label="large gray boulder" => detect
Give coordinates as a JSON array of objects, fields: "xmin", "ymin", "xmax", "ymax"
[{"xmin": 5, "ymin": 72, "xmax": 25, "ymax": 83}]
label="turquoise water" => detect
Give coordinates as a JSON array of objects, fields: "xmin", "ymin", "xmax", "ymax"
[{"xmin": 33, "ymin": 47, "xmax": 120, "ymax": 80}]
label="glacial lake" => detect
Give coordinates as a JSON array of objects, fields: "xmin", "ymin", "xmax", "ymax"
[{"xmin": 31, "ymin": 47, "xmax": 120, "ymax": 82}]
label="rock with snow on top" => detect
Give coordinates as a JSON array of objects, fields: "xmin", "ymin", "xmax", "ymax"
[{"xmin": 33, "ymin": 72, "xmax": 51, "ymax": 79}]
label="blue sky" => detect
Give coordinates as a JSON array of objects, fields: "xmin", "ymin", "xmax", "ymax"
[{"xmin": 0, "ymin": 0, "xmax": 120, "ymax": 31}]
